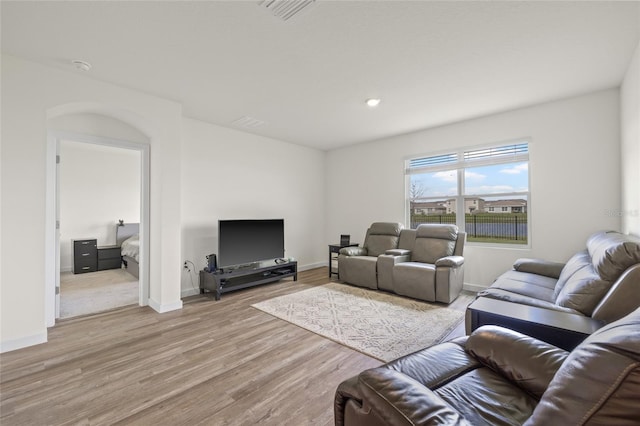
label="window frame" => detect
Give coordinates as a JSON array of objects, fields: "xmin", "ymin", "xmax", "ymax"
[{"xmin": 405, "ymin": 139, "xmax": 531, "ymax": 248}]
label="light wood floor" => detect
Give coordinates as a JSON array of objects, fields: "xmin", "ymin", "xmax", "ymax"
[{"xmin": 0, "ymin": 267, "xmax": 473, "ymax": 426}]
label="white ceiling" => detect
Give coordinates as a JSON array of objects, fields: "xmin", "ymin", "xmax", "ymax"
[{"xmin": 2, "ymin": 1, "xmax": 639, "ymax": 150}]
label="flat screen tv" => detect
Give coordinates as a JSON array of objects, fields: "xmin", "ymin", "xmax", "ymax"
[{"xmin": 218, "ymin": 219, "xmax": 285, "ymax": 269}]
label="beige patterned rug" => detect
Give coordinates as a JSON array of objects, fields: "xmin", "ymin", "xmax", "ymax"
[{"xmin": 251, "ymin": 283, "xmax": 464, "ymax": 362}]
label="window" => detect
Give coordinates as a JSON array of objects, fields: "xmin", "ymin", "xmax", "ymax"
[{"xmin": 406, "ymin": 141, "xmax": 529, "ymax": 245}]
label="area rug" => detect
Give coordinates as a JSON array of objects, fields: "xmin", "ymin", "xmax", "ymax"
[
  {"xmin": 60, "ymin": 269, "xmax": 139, "ymax": 318},
  {"xmin": 251, "ymin": 283, "xmax": 464, "ymax": 362}
]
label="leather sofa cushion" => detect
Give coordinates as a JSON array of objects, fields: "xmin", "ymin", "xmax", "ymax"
[
  {"xmin": 370, "ymin": 222, "xmax": 404, "ymax": 236},
  {"xmin": 365, "ymin": 222, "xmax": 403, "ymax": 257},
  {"xmin": 393, "ymin": 262, "xmax": 437, "ymax": 301},
  {"xmin": 553, "ymin": 250, "xmax": 590, "ymax": 299},
  {"xmin": 367, "ymin": 235, "xmax": 400, "ymax": 257},
  {"xmin": 413, "ymin": 224, "xmax": 458, "ymax": 264},
  {"xmin": 554, "ymin": 250, "xmax": 612, "ymax": 316},
  {"xmin": 525, "ymin": 307, "xmax": 640, "ymax": 425},
  {"xmin": 386, "ymin": 338, "xmax": 478, "ymax": 388},
  {"xmin": 484, "ymin": 270, "xmax": 557, "ymax": 302},
  {"xmin": 513, "ymin": 258, "xmax": 564, "ymax": 279},
  {"xmin": 338, "ymin": 255, "xmax": 378, "ymax": 290},
  {"xmin": 477, "ymin": 288, "xmax": 581, "ymax": 315},
  {"xmin": 357, "ymin": 368, "xmax": 469, "ymax": 426},
  {"xmin": 435, "ymin": 368, "xmax": 537, "ymax": 425},
  {"xmin": 397, "ymin": 228, "xmax": 416, "ymax": 250},
  {"xmin": 465, "ymin": 326, "xmax": 568, "ymax": 399},
  {"xmin": 383, "ymin": 337, "xmax": 537, "ymax": 424},
  {"xmin": 586, "ymin": 230, "xmax": 640, "ymax": 282}
]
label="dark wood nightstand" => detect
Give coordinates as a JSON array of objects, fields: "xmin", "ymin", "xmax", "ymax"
[
  {"xmin": 98, "ymin": 245, "xmax": 122, "ymax": 271},
  {"xmin": 329, "ymin": 243, "xmax": 359, "ymax": 278},
  {"xmin": 72, "ymin": 238, "xmax": 97, "ymax": 274}
]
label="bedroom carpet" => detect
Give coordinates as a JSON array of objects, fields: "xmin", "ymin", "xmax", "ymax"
[
  {"xmin": 60, "ymin": 269, "xmax": 139, "ymax": 318},
  {"xmin": 251, "ymin": 282, "xmax": 465, "ymax": 362}
]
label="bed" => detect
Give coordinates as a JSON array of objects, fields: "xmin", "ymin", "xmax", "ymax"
[{"xmin": 117, "ymin": 223, "xmax": 140, "ymax": 278}]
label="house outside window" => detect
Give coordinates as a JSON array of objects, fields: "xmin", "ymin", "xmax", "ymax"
[{"xmin": 406, "ymin": 141, "xmax": 530, "ymax": 245}]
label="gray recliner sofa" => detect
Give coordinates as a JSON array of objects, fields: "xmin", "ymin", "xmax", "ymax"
[
  {"xmin": 469, "ymin": 230, "xmax": 640, "ymax": 328},
  {"xmin": 338, "ymin": 222, "xmax": 466, "ymax": 303},
  {"xmin": 338, "ymin": 222, "xmax": 404, "ymax": 290}
]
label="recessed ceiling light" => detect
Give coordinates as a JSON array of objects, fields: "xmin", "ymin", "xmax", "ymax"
[
  {"xmin": 71, "ymin": 60, "xmax": 91, "ymax": 72},
  {"xmin": 366, "ymin": 98, "xmax": 381, "ymax": 107}
]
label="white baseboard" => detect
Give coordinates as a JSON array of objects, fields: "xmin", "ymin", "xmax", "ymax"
[
  {"xmin": 299, "ymin": 261, "xmax": 325, "ymax": 272},
  {"xmin": 0, "ymin": 331, "xmax": 47, "ymax": 353},
  {"xmin": 181, "ymin": 287, "xmax": 200, "ymax": 298},
  {"xmin": 148, "ymin": 298, "xmax": 183, "ymax": 313},
  {"xmin": 463, "ymin": 282, "xmax": 488, "ymax": 293}
]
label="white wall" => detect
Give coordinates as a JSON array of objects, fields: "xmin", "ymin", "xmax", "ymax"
[
  {"xmin": 59, "ymin": 141, "xmax": 140, "ymax": 272},
  {"xmin": 1, "ymin": 54, "xmax": 183, "ymax": 352},
  {"xmin": 180, "ymin": 118, "xmax": 326, "ymax": 296},
  {"xmin": 326, "ymin": 89, "xmax": 622, "ymax": 289},
  {"xmin": 621, "ymin": 41, "xmax": 640, "ymax": 237}
]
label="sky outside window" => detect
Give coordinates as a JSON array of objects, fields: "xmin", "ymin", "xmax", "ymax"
[{"xmin": 411, "ymin": 161, "xmax": 528, "ymax": 199}]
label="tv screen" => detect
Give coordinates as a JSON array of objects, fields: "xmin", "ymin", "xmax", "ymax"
[{"xmin": 218, "ymin": 219, "xmax": 285, "ymax": 268}]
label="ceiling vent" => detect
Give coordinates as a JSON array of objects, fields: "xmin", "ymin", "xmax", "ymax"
[
  {"xmin": 258, "ymin": 0, "xmax": 316, "ymax": 22},
  {"xmin": 231, "ymin": 116, "xmax": 267, "ymax": 129}
]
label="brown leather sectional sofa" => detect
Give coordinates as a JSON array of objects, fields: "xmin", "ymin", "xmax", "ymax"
[
  {"xmin": 335, "ymin": 307, "xmax": 640, "ymax": 425},
  {"xmin": 473, "ymin": 230, "xmax": 640, "ymax": 323},
  {"xmin": 465, "ymin": 230, "xmax": 640, "ymax": 348}
]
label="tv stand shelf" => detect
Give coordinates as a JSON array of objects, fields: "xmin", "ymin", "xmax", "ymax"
[{"xmin": 199, "ymin": 260, "xmax": 297, "ymax": 300}]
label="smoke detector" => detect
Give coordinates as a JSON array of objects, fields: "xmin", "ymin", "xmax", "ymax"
[
  {"xmin": 258, "ymin": 0, "xmax": 316, "ymax": 22},
  {"xmin": 71, "ymin": 60, "xmax": 91, "ymax": 72}
]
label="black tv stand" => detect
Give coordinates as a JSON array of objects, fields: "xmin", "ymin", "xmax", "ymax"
[{"xmin": 199, "ymin": 259, "xmax": 297, "ymax": 300}]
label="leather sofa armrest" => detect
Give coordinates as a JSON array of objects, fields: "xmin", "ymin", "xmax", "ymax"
[
  {"xmin": 435, "ymin": 255, "xmax": 464, "ymax": 268},
  {"xmin": 513, "ymin": 258, "xmax": 565, "ymax": 278},
  {"xmin": 334, "ymin": 376, "xmax": 362, "ymax": 426},
  {"xmin": 357, "ymin": 368, "xmax": 471, "ymax": 425},
  {"xmin": 340, "ymin": 246, "xmax": 367, "ymax": 256},
  {"xmin": 465, "ymin": 325, "xmax": 568, "ymax": 398},
  {"xmin": 385, "ymin": 248, "xmax": 412, "ymax": 256}
]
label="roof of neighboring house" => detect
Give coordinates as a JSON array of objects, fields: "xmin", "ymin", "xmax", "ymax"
[
  {"xmin": 484, "ymin": 199, "xmax": 527, "ymax": 207},
  {"xmin": 412, "ymin": 201, "xmax": 447, "ymax": 209}
]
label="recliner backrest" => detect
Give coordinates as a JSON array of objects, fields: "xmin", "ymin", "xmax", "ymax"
[
  {"xmin": 553, "ymin": 231, "xmax": 640, "ymax": 317},
  {"xmin": 363, "ymin": 222, "xmax": 404, "ymax": 257},
  {"xmin": 587, "ymin": 231, "xmax": 640, "ymax": 281},
  {"xmin": 525, "ymin": 307, "xmax": 640, "ymax": 425},
  {"xmin": 397, "ymin": 229, "xmax": 416, "ymax": 250},
  {"xmin": 412, "ymin": 224, "xmax": 458, "ymax": 264}
]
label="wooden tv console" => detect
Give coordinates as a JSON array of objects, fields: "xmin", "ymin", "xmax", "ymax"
[{"xmin": 199, "ymin": 260, "xmax": 297, "ymax": 300}]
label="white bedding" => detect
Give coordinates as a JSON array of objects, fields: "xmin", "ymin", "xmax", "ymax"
[{"xmin": 121, "ymin": 234, "xmax": 140, "ymax": 262}]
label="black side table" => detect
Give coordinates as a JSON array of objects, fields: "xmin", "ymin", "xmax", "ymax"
[
  {"xmin": 329, "ymin": 243, "xmax": 358, "ymax": 278},
  {"xmin": 467, "ymin": 297, "xmax": 603, "ymax": 351}
]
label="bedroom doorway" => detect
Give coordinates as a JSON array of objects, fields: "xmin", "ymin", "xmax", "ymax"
[
  {"xmin": 58, "ymin": 140, "xmax": 142, "ymax": 319},
  {"xmin": 46, "ymin": 130, "xmax": 150, "ymax": 324}
]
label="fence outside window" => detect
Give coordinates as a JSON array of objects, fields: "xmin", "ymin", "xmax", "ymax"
[{"xmin": 411, "ymin": 213, "xmax": 528, "ymax": 244}]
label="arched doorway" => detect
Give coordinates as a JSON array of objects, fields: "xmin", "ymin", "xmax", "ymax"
[{"xmin": 45, "ymin": 104, "xmax": 151, "ymax": 326}]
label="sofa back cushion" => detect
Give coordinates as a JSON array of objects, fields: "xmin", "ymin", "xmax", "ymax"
[
  {"xmin": 586, "ymin": 231, "xmax": 640, "ymax": 282},
  {"xmin": 553, "ymin": 232, "xmax": 640, "ymax": 316},
  {"xmin": 412, "ymin": 224, "xmax": 458, "ymax": 264},
  {"xmin": 554, "ymin": 250, "xmax": 611, "ymax": 316},
  {"xmin": 364, "ymin": 222, "xmax": 403, "ymax": 257},
  {"xmin": 397, "ymin": 229, "xmax": 416, "ymax": 251}
]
